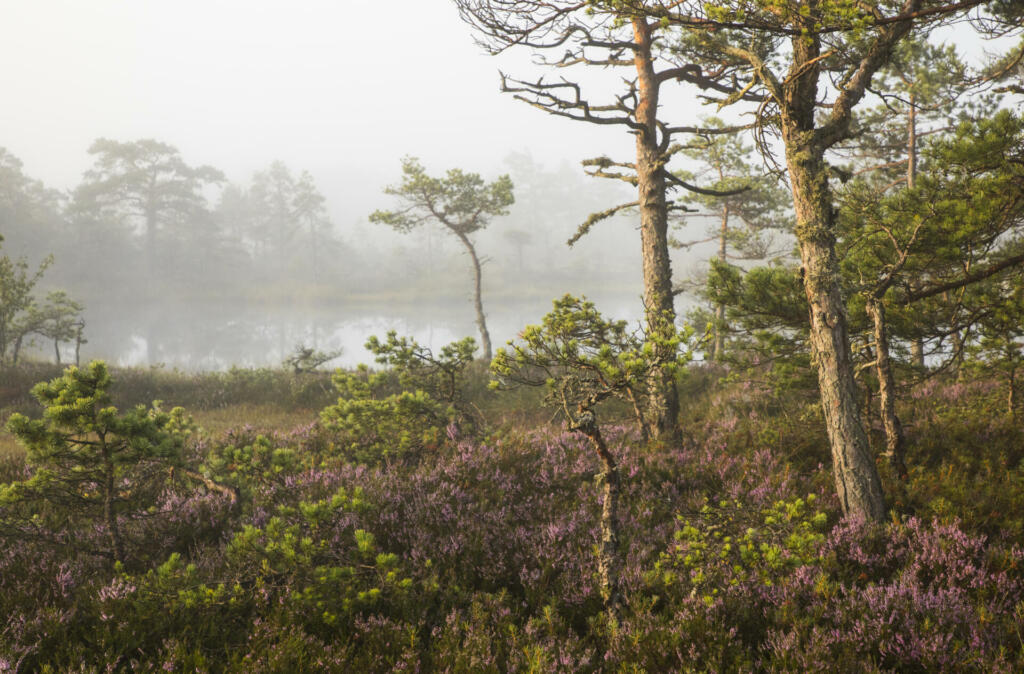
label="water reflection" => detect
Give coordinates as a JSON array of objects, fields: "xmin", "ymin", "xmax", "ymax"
[{"xmin": 65, "ymin": 292, "xmax": 645, "ymax": 370}]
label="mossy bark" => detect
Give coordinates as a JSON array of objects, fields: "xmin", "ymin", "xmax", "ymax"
[
  {"xmin": 574, "ymin": 411, "xmax": 621, "ymax": 618},
  {"xmin": 866, "ymin": 298, "xmax": 908, "ymax": 480},
  {"xmin": 781, "ymin": 28, "xmax": 887, "ymax": 521},
  {"xmin": 633, "ymin": 18, "xmax": 679, "ymax": 443}
]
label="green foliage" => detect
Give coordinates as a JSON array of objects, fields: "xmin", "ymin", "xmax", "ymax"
[
  {"xmin": 700, "ymin": 260, "xmax": 814, "ymax": 390},
  {"xmin": 492, "ymin": 294, "xmax": 691, "ymax": 437},
  {"xmin": 320, "ymin": 333, "xmax": 478, "ymax": 466},
  {"xmin": 2, "ymin": 361, "xmax": 190, "ymax": 562},
  {"xmin": 370, "ymin": 157, "xmax": 513, "ymax": 236},
  {"xmin": 652, "ymin": 496, "xmax": 828, "ymax": 601},
  {"xmin": 366, "ymin": 331, "xmax": 478, "ymax": 421},
  {"xmin": 70, "ymin": 485, "xmax": 412, "ymax": 666},
  {"xmin": 0, "ymin": 248, "xmax": 53, "ymax": 366},
  {"xmin": 201, "ymin": 433, "xmax": 301, "ymax": 496}
]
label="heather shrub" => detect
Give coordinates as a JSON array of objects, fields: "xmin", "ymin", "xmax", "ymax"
[
  {"xmin": 3, "ymin": 365, "xmax": 1024, "ymax": 670},
  {"xmin": 902, "ymin": 377, "xmax": 1024, "ymax": 537},
  {"xmin": 8, "ymin": 484, "xmax": 418, "ymax": 670}
]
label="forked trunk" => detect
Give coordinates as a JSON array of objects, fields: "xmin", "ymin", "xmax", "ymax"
[
  {"xmin": 866, "ymin": 298, "xmax": 908, "ymax": 480},
  {"xmin": 633, "ymin": 18, "xmax": 679, "ymax": 443}
]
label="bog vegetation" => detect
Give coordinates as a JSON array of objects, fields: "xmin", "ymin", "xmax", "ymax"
[{"xmin": 2, "ymin": 0, "xmax": 1024, "ymax": 671}]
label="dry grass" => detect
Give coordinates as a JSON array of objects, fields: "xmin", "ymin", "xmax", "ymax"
[
  {"xmin": 0, "ymin": 404, "xmax": 317, "ymax": 469},
  {"xmin": 0, "ymin": 430, "xmax": 23, "ymax": 461},
  {"xmin": 190, "ymin": 404, "xmax": 317, "ymax": 439}
]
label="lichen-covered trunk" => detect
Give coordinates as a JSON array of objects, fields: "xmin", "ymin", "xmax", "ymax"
[
  {"xmin": 786, "ymin": 135, "xmax": 887, "ymax": 521},
  {"xmin": 911, "ymin": 339, "xmax": 925, "ymax": 369},
  {"xmin": 866, "ymin": 298, "xmax": 907, "ymax": 480},
  {"xmin": 576, "ymin": 416, "xmax": 621, "ymax": 618},
  {"xmin": 454, "ymin": 230, "xmax": 492, "ymax": 361},
  {"xmin": 712, "ymin": 207, "xmax": 729, "ymax": 361},
  {"xmin": 633, "ymin": 18, "xmax": 679, "ymax": 442}
]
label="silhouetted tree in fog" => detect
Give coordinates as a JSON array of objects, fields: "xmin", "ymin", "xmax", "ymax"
[{"xmin": 371, "ymin": 157, "xmax": 514, "ymax": 361}]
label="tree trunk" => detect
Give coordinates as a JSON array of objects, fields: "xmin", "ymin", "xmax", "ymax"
[
  {"xmin": 144, "ymin": 200, "xmax": 158, "ymax": 365},
  {"xmin": 574, "ymin": 412, "xmax": 621, "ymax": 618},
  {"xmin": 907, "ymin": 98, "xmax": 927, "ymax": 372},
  {"xmin": 626, "ymin": 386, "xmax": 651, "ymax": 443},
  {"xmin": 911, "ymin": 338, "xmax": 925, "ymax": 370},
  {"xmin": 866, "ymin": 298, "xmax": 907, "ymax": 480},
  {"xmin": 785, "ymin": 134, "xmax": 887, "ymax": 520},
  {"xmin": 781, "ymin": 25, "xmax": 886, "ymax": 521},
  {"xmin": 633, "ymin": 18, "xmax": 680, "ymax": 442},
  {"xmin": 453, "ymin": 230, "xmax": 492, "ymax": 361},
  {"xmin": 54, "ymin": 338, "xmax": 61, "ymax": 366},
  {"xmin": 712, "ymin": 206, "xmax": 730, "ymax": 361},
  {"xmin": 102, "ymin": 442, "xmax": 126, "ymax": 563},
  {"xmin": 1009, "ymin": 365, "xmax": 1019, "ymax": 419}
]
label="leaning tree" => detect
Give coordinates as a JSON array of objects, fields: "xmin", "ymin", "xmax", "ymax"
[{"xmin": 370, "ymin": 157, "xmax": 513, "ymax": 361}]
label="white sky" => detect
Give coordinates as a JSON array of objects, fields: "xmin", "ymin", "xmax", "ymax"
[
  {"xmin": 0, "ymin": 2, "xmax": 1008, "ymax": 231},
  {"xmin": 0, "ymin": 0, "xmax": 640, "ymax": 198}
]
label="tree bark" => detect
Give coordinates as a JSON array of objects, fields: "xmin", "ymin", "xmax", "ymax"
[
  {"xmin": 911, "ymin": 338, "xmax": 926, "ymax": 369},
  {"xmin": 633, "ymin": 18, "xmax": 680, "ymax": 442},
  {"xmin": 713, "ymin": 206, "xmax": 730, "ymax": 361},
  {"xmin": 866, "ymin": 298, "xmax": 908, "ymax": 480},
  {"xmin": 1008, "ymin": 362, "xmax": 1019, "ymax": 419},
  {"xmin": 11, "ymin": 335, "xmax": 22, "ymax": 367},
  {"xmin": 789, "ymin": 146, "xmax": 886, "ymax": 519},
  {"xmin": 574, "ymin": 411, "xmax": 621, "ymax": 618},
  {"xmin": 781, "ymin": 26, "xmax": 887, "ymax": 521},
  {"xmin": 453, "ymin": 229, "xmax": 492, "ymax": 361},
  {"xmin": 101, "ymin": 439, "xmax": 126, "ymax": 563}
]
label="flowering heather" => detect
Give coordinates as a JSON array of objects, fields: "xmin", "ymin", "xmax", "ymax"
[{"xmin": 1, "ymin": 369, "xmax": 1024, "ymax": 670}]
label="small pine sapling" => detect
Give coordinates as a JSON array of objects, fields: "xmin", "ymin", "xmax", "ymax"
[
  {"xmin": 2, "ymin": 361, "xmax": 191, "ymax": 564},
  {"xmin": 491, "ymin": 294, "xmax": 691, "ymax": 616}
]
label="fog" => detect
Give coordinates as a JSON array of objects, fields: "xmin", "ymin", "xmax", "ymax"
[{"xmin": 0, "ymin": 0, "xmax": 742, "ymax": 369}]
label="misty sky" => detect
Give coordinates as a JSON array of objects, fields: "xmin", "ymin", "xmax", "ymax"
[
  {"xmin": 0, "ymin": 1, "xmax": 1009, "ymax": 369},
  {"xmin": 0, "ymin": 0, "xmax": 645, "ymax": 199}
]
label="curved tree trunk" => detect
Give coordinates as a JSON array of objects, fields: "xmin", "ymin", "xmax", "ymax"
[
  {"xmin": 573, "ymin": 411, "xmax": 621, "ymax": 618},
  {"xmin": 453, "ymin": 230, "xmax": 492, "ymax": 361},
  {"xmin": 866, "ymin": 298, "xmax": 908, "ymax": 480},
  {"xmin": 633, "ymin": 18, "xmax": 680, "ymax": 443}
]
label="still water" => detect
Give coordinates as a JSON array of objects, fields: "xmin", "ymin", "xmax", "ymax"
[{"xmin": 63, "ymin": 291, "xmax": 647, "ymax": 371}]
